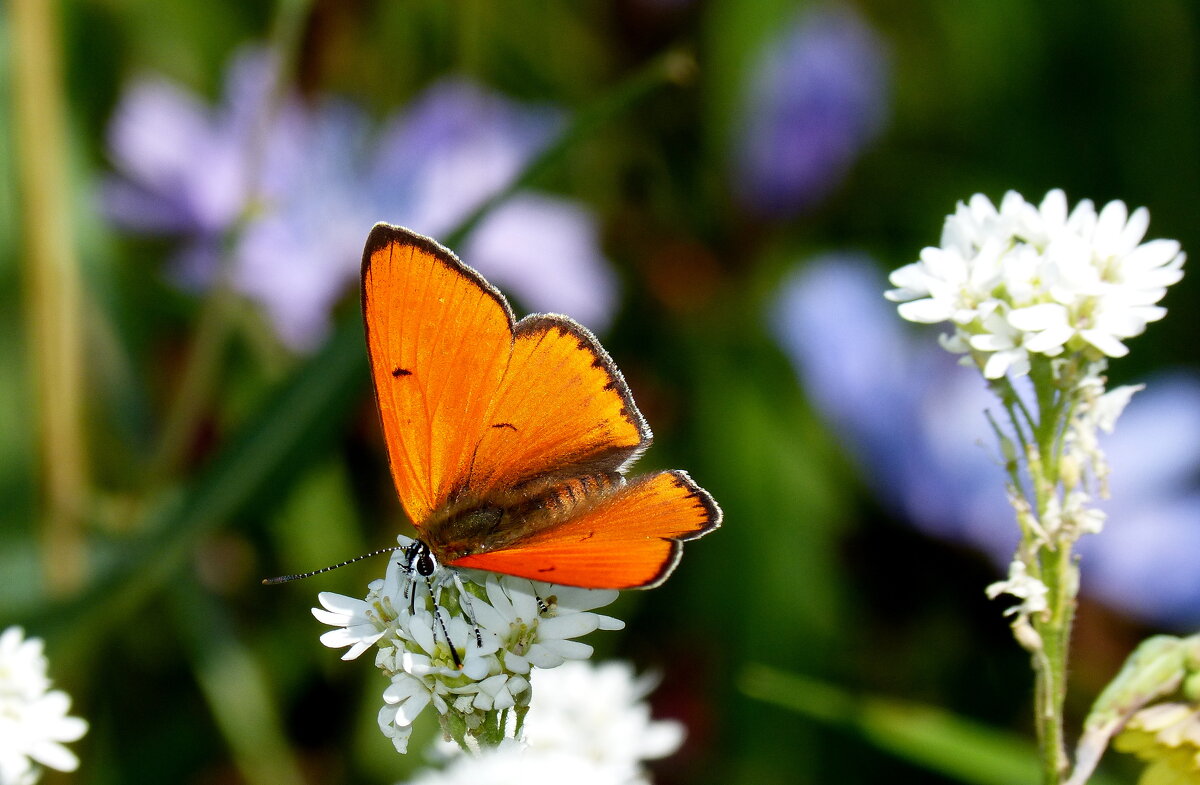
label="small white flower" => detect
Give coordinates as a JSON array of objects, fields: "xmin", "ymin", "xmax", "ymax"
[
  {"xmin": 969, "ymin": 308, "xmax": 1031, "ymax": 379},
  {"xmin": 405, "ymin": 741, "xmax": 632, "ymax": 785},
  {"xmin": 986, "ymin": 559, "xmax": 1049, "ymax": 619},
  {"xmin": 378, "ymin": 698, "xmax": 417, "ymax": 754},
  {"xmin": 887, "ymin": 189, "xmax": 1184, "ymax": 378},
  {"xmin": 1091, "ymin": 384, "xmax": 1143, "ymax": 433},
  {"xmin": 312, "ymin": 537, "xmax": 623, "ymax": 753},
  {"xmin": 472, "ymin": 575, "xmax": 623, "ymax": 674},
  {"xmin": 1006, "ymin": 302, "xmax": 1072, "ymax": 355},
  {"xmin": 1063, "ymin": 381, "xmax": 1144, "ymax": 496},
  {"xmin": 0, "ymin": 627, "xmax": 88, "ymax": 785},
  {"xmin": 524, "ymin": 661, "xmax": 684, "ymax": 777},
  {"xmin": 412, "ymin": 660, "xmax": 684, "ymax": 785},
  {"xmin": 312, "ymin": 591, "xmax": 388, "ymax": 660},
  {"xmin": 1062, "ymin": 489, "xmax": 1106, "ymax": 536}
]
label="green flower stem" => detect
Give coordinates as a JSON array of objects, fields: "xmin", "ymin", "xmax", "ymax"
[
  {"xmin": 144, "ymin": 0, "xmax": 313, "ymax": 486},
  {"xmin": 170, "ymin": 578, "xmax": 307, "ymax": 785},
  {"xmin": 1025, "ymin": 362, "xmax": 1079, "ymax": 785},
  {"xmin": 147, "ymin": 277, "xmax": 240, "ymax": 483},
  {"xmin": 1032, "ymin": 541, "xmax": 1074, "ymax": 784},
  {"xmin": 10, "ymin": 0, "xmax": 89, "ymax": 593}
]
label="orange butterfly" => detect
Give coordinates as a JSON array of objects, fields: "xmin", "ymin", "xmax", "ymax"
[{"xmin": 361, "ymin": 223, "xmax": 720, "ymax": 589}]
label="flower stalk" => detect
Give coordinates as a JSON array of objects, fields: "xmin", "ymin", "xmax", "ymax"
[
  {"xmin": 10, "ymin": 0, "xmax": 89, "ymax": 594},
  {"xmin": 887, "ymin": 189, "xmax": 1185, "ymax": 784}
]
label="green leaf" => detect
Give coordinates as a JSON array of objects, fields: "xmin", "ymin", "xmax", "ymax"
[
  {"xmin": 30, "ymin": 317, "xmax": 366, "ymax": 653},
  {"xmin": 170, "ymin": 578, "xmax": 307, "ymax": 785},
  {"xmin": 740, "ymin": 663, "xmax": 1124, "ymax": 785}
]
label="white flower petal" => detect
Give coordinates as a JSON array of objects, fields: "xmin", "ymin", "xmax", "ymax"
[
  {"xmin": 525, "ymin": 646, "xmax": 566, "ymax": 669},
  {"xmin": 969, "ymin": 333, "xmax": 1012, "ymax": 352},
  {"xmin": 0, "ymin": 627, "xmax": 88, "ymax": 775},
  {"xmin": 538, "ymin": 614, "xmax": 598, "ymax": 640},
  {"xmin": 410, "ymin": 613, "xmax": 437, "ymax": 655},
  {"xmin": 394, "ymin": 690, "xmax": 432, "ymax": 726},
  {"xmin": 1007, "ymin": 302, "xmax": 1067, "ymax": 331},
  {"xmin": 1093, "ymin": 199, "xmax": 1128, "ymax": 251},
  {"xmin": 897, "ymin": 298, "xmax": 954, "ymax": 324},
  {"xmin": 485, "ymin": 577, "xmax": 515, "ymax": 619},
  {"xmin": 28, "ymin": 740, "xmax": 80, "ymax": 773},
  {"xmin": 505, "ymin": 652, "xmax": 531, "ymax": 674},
  {"xmin": 503, "ymin": 578, "xmax": 541, "ymax": 621},
  {"xmin": 593, "ymin": 614, "xmax": 625, "ymax": 631},
  {"xmin": 546, "ymin": 586, "xmax": 620, "ymax": 613},
  {"xmin": 1118, "ymin": 206, "xmax": 1150, "ymax": 253},
  {"xmin": 1080, "ymin": 329, "xmax": 1129, "ymax": 357},
  {"xmin": 536, "ymin": 638, "xmax": 594, "ymax": 660}
]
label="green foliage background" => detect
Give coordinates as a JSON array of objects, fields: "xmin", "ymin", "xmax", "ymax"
[{"xmin": 2, "ymin": 1, "xmax": 1197, "ymax": 783}]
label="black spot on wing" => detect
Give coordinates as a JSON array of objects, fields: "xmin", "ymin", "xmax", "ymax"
[
  {"xmin": 537, "ymin": 566, "xmax": 556, "ymax": 573},
  {"xmin": 491, "ymin": 422, "xmax": 518, "ymax": 431},
  {"xmin": 392, "ymin": 367, "xmax": 412, "ymax": 377}
]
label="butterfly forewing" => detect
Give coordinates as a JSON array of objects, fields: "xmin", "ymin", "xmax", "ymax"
[
  {"xmin": 467, "ymin": 315, "xmax": 650, "ymax": 498},
  {"xmin": 362, "ymin": 225, "xmax": 514, "ymax": 527}
]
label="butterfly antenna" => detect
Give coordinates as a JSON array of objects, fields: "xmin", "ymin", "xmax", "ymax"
[{"xmin": 261, "ymin": 547, "xmax": 398, "ymax": 585}]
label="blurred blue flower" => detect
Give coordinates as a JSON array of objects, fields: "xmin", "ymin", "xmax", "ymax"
[
  {"xmin": 772, "ymin": 256, "xmax": 1200, "ymax": 628},
  {"xmin": 733, "ymin": 5, "xmax": 888, "ymax": 216},
  {"xmin": 104, "ymin": 50, "xmax": 617, "ymax": 350}
]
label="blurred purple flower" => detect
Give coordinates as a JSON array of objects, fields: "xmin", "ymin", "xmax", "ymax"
[
  {"xmin": 460, "ymin": 194, "xmax": 613, "ymax": 329},
  {"xmin": 103, "ymin": 50, "xmax": 279, "ymax": 275},
  {"xmin": 772, "ymin": 255, "xmax": 1200, "ymax": 628},
  {"xmin": 733, "ymin": 5, "xmax": 888, "ymax": 216},
  {"xmin": 103, "ymin": 50, "xmax": 617, "ymax": 350}
]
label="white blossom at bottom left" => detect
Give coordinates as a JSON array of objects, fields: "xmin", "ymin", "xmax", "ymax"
[{"xmin": 0, "ymin": 627, "xmax": 88, "ymax": 785}]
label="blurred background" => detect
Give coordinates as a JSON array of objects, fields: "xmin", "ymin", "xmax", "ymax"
[{"xmin": 3, "ymin": 0, "xmax": 1200, "ymax": 782}]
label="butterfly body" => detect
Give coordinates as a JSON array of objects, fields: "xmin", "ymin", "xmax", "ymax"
[
  {"xmin": 421, "ymin": 471, "xmax": 624, "ymax": 562},
  {"xmin": 362, "ymin": 223, "xmax": 719, "ymax": 590}
]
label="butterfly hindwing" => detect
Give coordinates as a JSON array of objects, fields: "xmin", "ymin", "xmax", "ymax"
[{"xmin": 448, "ymin": 470, "xmax": 721, "ymax": 589}]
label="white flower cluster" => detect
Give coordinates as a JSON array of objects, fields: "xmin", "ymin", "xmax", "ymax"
[
  {"xmin": 313, "ymin": 536, "xmax": 623, "ymax": 753},
  {"xmin": 0, "ymin": 627, "xmax": 88, "ymax": 785},
  {"xmin": 407, "ymin": 661, "xmax": 684, "ymax": 785},
  {"xmin": 886, "ymin": 189, "xmax": 1184, "ymax": 379}
]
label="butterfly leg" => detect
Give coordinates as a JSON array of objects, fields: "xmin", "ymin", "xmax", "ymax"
[
  {"xmin": 425, "ymin": 574, "xmax": 464, "ymax": 669},
  {"xmin": 399, "ymin": 542, "xmax": 424, "ymax": 614},
  {"xmin": 449, "ymin": 571, "xmax": 485, "ymax": 650}
]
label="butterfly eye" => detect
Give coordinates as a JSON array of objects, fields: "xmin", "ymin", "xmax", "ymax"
[{"xmin": 416, "ymin": 551, "xmax": 436, "ymax": 577}]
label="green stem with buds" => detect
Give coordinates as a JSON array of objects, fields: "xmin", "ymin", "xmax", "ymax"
[
  {"xmin": 993, "ymin": 358, "xmax": 1083, "ymax": 785},
  {"xmin": 1032, "ymin": 541, "xmax": 1074, "ymax": 784}
]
